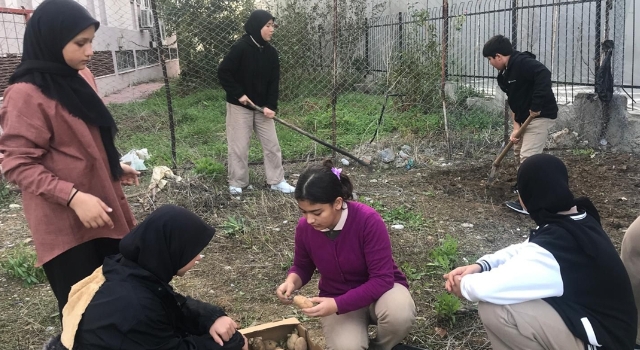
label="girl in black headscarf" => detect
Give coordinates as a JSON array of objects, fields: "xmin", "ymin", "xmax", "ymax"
[
  {"xmin": 58, "ymin": 205, "xmax": 247, "ymax": 350},
  {"xmin": 217, "ymin": 10, "xmax": 295, "ymax": 196},
  {"xmin": 444, "ymin": 154, "xmax": 636, "ymax": 350},
  {"xmin": 0, "ymin": 0, "xmax": 138, "ymax": 315}
]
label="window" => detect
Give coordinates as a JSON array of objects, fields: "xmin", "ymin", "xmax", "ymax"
[
  {"xmin": 135, "ymin": 49, "xmax": 159, "ymax": 68},
  {"xmin": 149, "ymin": 48, "xmax": 159, "ymax": 64},
  {"xmin": 168, "ymin": 47, "xmax": 179, "ymax": 60},
  {"xmin": 86, "ymin": 51, "xmax": 115, "ymax": 77},
  {"xmin": 116, "ymin": 50, "xmax": 135, "ymax": 72}
]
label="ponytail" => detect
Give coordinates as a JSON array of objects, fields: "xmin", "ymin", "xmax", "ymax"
[{"xmin": 294, "ymin": 160, "xmax": 353, "ymax": 204}]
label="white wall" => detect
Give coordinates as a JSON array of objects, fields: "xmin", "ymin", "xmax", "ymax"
[{"xmin": 0, "ymin": 0, "xmax": 180, "ymax": 96}]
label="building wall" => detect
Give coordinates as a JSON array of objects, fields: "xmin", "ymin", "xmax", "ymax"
[{"xmin": 0, "ymin": 0, "xmax": 180, "ymax": 97}]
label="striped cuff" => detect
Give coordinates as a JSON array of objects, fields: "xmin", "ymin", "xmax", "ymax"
[{"xmin": 476, "ymin": 260, "xmax": 491, "ymax": 272}]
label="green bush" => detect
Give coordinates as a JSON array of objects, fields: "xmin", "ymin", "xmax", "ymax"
[
  {"xmin": 434, "ymin": 291, "xmax": 461, "ymax": 324},
  {"xmin": 194, "ymin": 157, "xmax": 226, "ymax": 179},
  {"xmin": 221, "ymin": 216, "xmax": 248, "ymax": 238},
  {"xmin": 428, "ymin": 235, "xmax": 458, "ymax": 272},
  {"xmin": 1, "ymin": 245, "xmax": 47, "ymax": 287}
]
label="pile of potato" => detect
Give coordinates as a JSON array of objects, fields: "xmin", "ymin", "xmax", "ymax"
[
  {"xmin": 248, "ymin": 329, "xmax": 307, "ymax": 350},
  {"xmin": 248, "ymin": 295, "xmax": 314, "ymax": 350}
]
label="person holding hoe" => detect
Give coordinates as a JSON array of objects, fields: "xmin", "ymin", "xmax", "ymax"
[
  {"xmin": 483, "ymin": 35, "xmax": 558, "ymax": 214},
  {"xmin": 218, "ymin": 9, "xmax": 295, "ymax": 196}
]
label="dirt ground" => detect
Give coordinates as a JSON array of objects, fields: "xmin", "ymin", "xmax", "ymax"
[{"xmin": 0, "ymin": 148, "xmax": 638, "ymax": 350}]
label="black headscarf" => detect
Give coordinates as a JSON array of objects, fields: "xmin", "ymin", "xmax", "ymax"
[
  {"xmin": 518, "ymin": 154, "xmax": 601, "ymax": 256},
  {"xmin": 119, "ymin": 205, "xmax": 215, "ymax": 284},
  {"xmin": 243, "ymin": 9, "xmax": 275, "ymax": 47},
  {"xmin": 9, "ymin": 0, "xmax": 123, "ymax": 180}
]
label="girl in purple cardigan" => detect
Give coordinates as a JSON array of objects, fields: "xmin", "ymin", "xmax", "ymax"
[{"xmin": 276, "ymin": 161, "xmax": 416, "ymax": 350}]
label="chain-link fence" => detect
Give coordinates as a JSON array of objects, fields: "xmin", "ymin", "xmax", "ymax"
[{"xmin": 0, "ymin": 0, "xmax": 634, "ymax": 169}]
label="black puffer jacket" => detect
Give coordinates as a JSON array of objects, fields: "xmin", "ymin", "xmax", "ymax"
[
  {"xmin": 72, "ymin": 256, "xmax": 245, "ymax": 350},
  {"xmin": 497, "ymin": 51, "xmax": 558, "ymax": 124},
  {"xmin": 218, "ymin": 34, "xmax": 280, "ymax": 111}
]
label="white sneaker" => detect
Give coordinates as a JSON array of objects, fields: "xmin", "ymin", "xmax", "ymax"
[
  {"xmin": 229, "ymin": 186, "xmax": 242, "ymax": 195},
  {"xmin": 270, "ymin": 181, "xmax": 295, "ymax": 194}
]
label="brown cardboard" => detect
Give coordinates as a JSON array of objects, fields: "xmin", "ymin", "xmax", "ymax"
[{"xmin": 240, "ymin": 317, "xmax": 322, "ymax": 350}]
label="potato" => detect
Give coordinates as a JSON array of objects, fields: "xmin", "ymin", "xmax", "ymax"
[
  {"xmin": 275, "ymin": 348, "xmax": 284, "ymax": 350},
  {"xmin": 286, "ymin": 334, "xmax": 299, "ymax": 350},
  {"xmin": 251, "ymin": 337, "xmax": 266, "ymax": 350},
  {"xmin": 264, "ymin": 340, "xmax": 278, "ymax": 350},
  {"xmin": 294, "ymin": 337, "xmax": 307, "ymax": 350},
  {"xmin": 292, "ymin": 295, "xmax": 314, "ymax": 309}
]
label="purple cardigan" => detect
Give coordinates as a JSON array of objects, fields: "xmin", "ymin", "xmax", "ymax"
[{"xmin": 288, "ymin": 201, "xmax": 409, "ymax": 314}]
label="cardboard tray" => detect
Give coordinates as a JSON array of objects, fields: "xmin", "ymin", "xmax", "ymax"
[{"xmin": 240, "ymin": 318, "xmax": 322, "ymax": 350}]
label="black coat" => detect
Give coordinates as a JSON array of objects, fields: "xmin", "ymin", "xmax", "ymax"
[
  {"xmin": 497, "ymin": 51, "xmax": 558, "ymax": 124},
  {"xmin": 73, "ymin": 256, "xmax": 245, "ymax": 350},
  {"xmin": 218, "ymin": 34, "xmax": 280, "ymax": 111}
]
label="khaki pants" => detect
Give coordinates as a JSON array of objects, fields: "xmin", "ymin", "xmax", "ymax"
[
  {"xmin": 621, "ymin": 215, "xmax": 640, "ymax": 344},
  {"xmin": 225, "ymin": 103, "xmax": 285, "ymax": 187},
  {"xmin": 514, "ymin": 117, "xmax": 555, "ymax": 165},
  {"xmin": 320, "ymin": 284, "xmax": 416, "ymax": 350},
  {"xmin": 479, "ymin": 300, "xmax": 584, "ymax": 350}
]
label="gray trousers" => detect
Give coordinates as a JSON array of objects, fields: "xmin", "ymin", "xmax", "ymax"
[
  {"xmin": 225, "ymin": 103, "xmax": 285, "ymax": 187},
  {"xmin": 319, "ymin": 284, "xmax": 416, "ymax": 350},
  {"xmin": 514, "ymin": 117, "xmax": 555, "ymax": 165},
  {"xmin": 479, "ymin": 300, "xmax": 584, "ymax": 350}
]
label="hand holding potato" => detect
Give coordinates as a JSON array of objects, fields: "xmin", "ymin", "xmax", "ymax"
[
  {"xmin": 276, "ymin": 281, "xmax": 296, "ymax": 304},
  {"xmin": 300, "ymin": 297, "xmax": 337, "ymax": 317}
]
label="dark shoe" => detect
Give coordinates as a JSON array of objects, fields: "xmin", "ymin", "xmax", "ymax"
[
  {"xmin": 511, "ymin": 184, "xmax": 519, "ymax": 194},
  {"xmin": 505, "ymin": 201, "xmax": 529, "ymax": 215}
]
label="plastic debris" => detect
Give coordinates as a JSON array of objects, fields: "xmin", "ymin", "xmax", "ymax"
[{"xmin": 120, "ymin": 148, "xmax": 151, "ymax": 171}]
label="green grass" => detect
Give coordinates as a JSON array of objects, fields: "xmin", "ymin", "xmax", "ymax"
[
  {"xmin": 0, "ymin": 181, "xmax": 15, "ymax": 207},
  {"xmin": 428, "ymin": 235, "xmax": 459, "ymax": 272},
  {"xmin": 194, "ymin": 157, "xmax": 226, "ymax": 179},
  {"xmin": 370, "ymin": 201, "xmax": 426, "ymax": 229},
  {"xmin": 109, "ymin": 86, "xmax": 502, "ymax": 168},
  {"xmin": 1, "ymin": 244, "xmax": 47, "ymax": 287},
  {"xmin": 434, "ymin": 291, "xmax": 462, "ymax": 325}
]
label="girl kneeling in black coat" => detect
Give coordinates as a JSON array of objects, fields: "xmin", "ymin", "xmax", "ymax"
[{"xmin": 58, "ymin": 205, "xmax": 248, "ymax": 350}]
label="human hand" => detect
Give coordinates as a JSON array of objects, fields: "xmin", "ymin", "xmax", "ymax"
[
  {"xmin": 238, "ymin": 95, "xmax": 254, "ymax": 106},
  {"xmin": 510, "ymin": 129, "xmax": 521, "ymax": 144},
  {"xmin": 529, "ymin": 110, "xmax": 541, "ymax": 118},
  {"xmin": 262, "ymin": 107, "xmax": 276, "ymax": 119},
  {"xmin": 443, "ymin": 264, "xmax": 481, "ymax": 294},
  {"xmin": 209, "ymin": 316, "xmax": 238, "ymax": 346},
  {"xmin": 447, "ymin": 275, "xmax": 464, "ymax": 298},
  {"xmin": 120, "ymin": 163, "xmax": 140, "ymax": 186},
  {"xmin": 302, "ymin": 297, "xmax": 337, "ymax": 317},
  {"xmin": 276, "ymin": 281, "xmax": 296, "ymax": 304},
  {"xmin": 69, "ymin": 191, "xmax": 114, "ymax": 229}
]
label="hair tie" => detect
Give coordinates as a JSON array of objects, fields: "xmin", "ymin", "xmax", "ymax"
[{"xmin": 331, "ymin": 167, "xmax": 342, "ymax": 179}]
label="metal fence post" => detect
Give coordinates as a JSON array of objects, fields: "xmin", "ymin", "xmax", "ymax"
[
  {"xmin": 150, "ymin": 0, "xmax": 177, "ymax": 171},
  {"xmin": 511, "ymin": 0, "xmax": 518, "ymax": 48},
  {"xmin": 398, "ymin": 12, "xmax": 403, "ymax": 55}
]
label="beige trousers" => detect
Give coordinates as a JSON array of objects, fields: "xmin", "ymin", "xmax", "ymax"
[
  {"xmin": 225, "ymin": 103, "xmax": 285, "ymax": 187},
  {"xmin": 319, "ymin": 283, "xmax": 416, "ymax": 350},
  {"xmin": 621, "ymin": 215, "xmax": 640, "ymax": 344},
  {"xmin": 479, "ymin": 300, "xmax": 584, "ymax": 350},
  {"xmin": 514, "ymin": 117, "xmax": 555, "ymax": 165}
]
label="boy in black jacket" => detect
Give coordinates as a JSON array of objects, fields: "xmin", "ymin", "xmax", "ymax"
[{"xmin": 483, "ymin": 35, "xmax": 558, "ymax": 214}]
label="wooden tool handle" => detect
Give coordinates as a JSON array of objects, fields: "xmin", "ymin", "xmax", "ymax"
[{"xmin": 491, "ymin": 114, "xmax": 537, "ymax": 167}]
